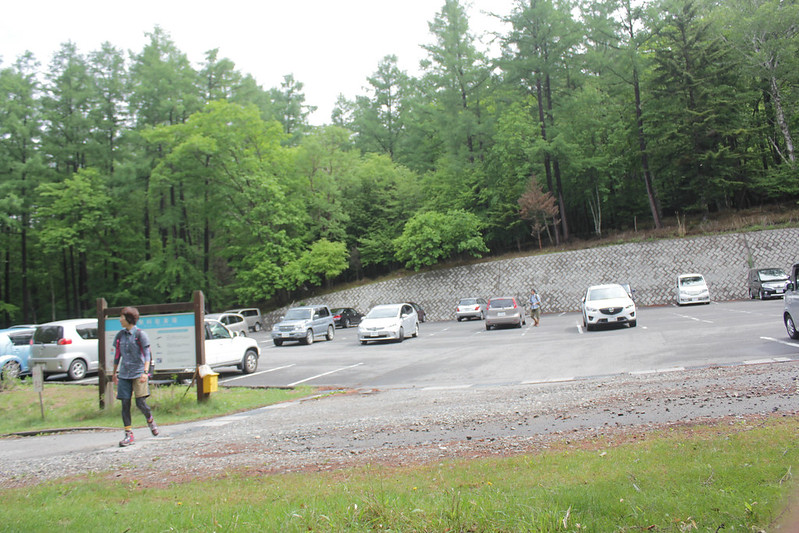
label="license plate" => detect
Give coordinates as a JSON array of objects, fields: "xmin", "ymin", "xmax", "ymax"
[
  {"xmin": 498, "ymin": 312, "xmax": 506, "ymax": 317},
  {"xmin": 369, "ymin": 332, "xmax": 379, "ymax": 337},
  {"xmin": 777, "ymin": 289, "xmax": 784, "ymax": 293}
]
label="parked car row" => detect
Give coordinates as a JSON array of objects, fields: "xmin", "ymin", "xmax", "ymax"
[
  {"xmin": 0, "ymin": 315, "xmax": 260, "ymax": 382},
  {"xmin": 270, "ymin": 303, "xmax": 421, "ymax": 346}
]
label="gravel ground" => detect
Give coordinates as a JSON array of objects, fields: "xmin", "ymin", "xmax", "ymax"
[{"xmin": 2, "ymin": 361, "xmax": 799, "ymax": 488}]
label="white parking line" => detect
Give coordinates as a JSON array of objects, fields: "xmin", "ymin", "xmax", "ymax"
[
  {"xmin": 422, "ymin": 384, "xmax": 472, "ymax": 390},
  {"xmin": 761, "ymin": 336, "xmax": 799, "ymax": 348},
  {"xmin": 672, "ymin": 312, "xmax": 714, "ymax": 324},
  {"xmin": 221, "ymin": 364, "xmax": 296, "ymax": 383},
  {"xmin": 288, "ymin": 363, "xmax": 364, "ymax": 387}
]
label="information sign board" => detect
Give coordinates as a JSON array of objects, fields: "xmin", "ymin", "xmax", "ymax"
[{"xmin": 104, "ymin": 313, "xmax": 197, "ymax": 372}]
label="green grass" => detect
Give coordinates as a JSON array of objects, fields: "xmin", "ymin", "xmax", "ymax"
[
  {"xmin": 0, "ymin": 379, "xmax": 317, "ymax": 435},
  {"xmin": 2, "ymin": 414, "xmax": 799, "ymax": 531}
]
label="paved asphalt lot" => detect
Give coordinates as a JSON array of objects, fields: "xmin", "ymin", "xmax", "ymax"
[
  {"xmin": 57, "ymin": 298, "xmax": 798, "ymax": 391},
  {"xmin": 214, "ymin": 298, "xmax": 798, "ymax": 389}
]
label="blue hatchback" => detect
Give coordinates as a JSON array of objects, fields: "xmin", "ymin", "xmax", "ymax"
[{"xmin": 0, "ymin": 327, "xmax": 35, "ymax": 379}]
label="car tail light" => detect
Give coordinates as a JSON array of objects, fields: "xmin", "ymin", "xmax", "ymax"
[
  {"xmin": 333, "ymin": 314, "xmax": 341, "ymax": 320},
  {"xmin": 58, "ymin": 338, "xmax": 73, "ymax": 345},
  {"xmin": 513, "ymin": 300, "xmax": 518, "ymax": 309},
  {"xmin": 473, "ymin": 306, "xmax": 479, "ymax": 311}
]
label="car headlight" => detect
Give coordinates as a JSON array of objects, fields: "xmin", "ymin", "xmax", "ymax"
[
  {"xmin": 625, "ymin": 304, "xmax": 635, "ymax": 310},
  {"xmin": 585, "ymin": 306, "xmax": 598, "ymax": 313}
]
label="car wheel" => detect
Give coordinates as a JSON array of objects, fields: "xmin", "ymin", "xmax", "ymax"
[
  {"xmin": 786, "ymin": 314, "xmax": 799, "ymax": 340},
  {"xmin": 273, "ymin": 339, "xmax": 283, "ymax": 346},
  {"xmin": 67, "ymin": 359, "xmax": 87, "ymax": 381},
  {"xmin": 749, "ymin": 289, "xmax": 755, "ymax": 299},
  {"xmin": 1, "ymin": 360, "xmax": 22, "ymax": 380},
  {"xmin": 480, "ymin": 311, "xmax": 485, "ymax": 320},
  {"xmin": 239, "ymin": 330, "xmax": 247, "ymax": 337},
  {"xmin": 397, "ymin": 327, "xmax": 404, "ymax": 342},
  {"xmin": 254, "ymin": 322, "xmax": 262, "ymax": 332},
  {"xmin": 629, "ymin": 320, "xmax": 637, "ymax": 327},
  {"xmin": 412, "ymin": 323, "xmax": 419, "ymax": 337},
  {"xmin": 759, "ymin": 289, "xmax": 766, "ymax": 300},
  {"xmin": 241, "ymin": 349, "xmax": 258, "ymax": 374},
  {"xmin": 302, "ymin": 329, "xmax": 314, "ymax": 345},
  {"xmin": 360, "ymin": 340, "xmax": 368, "ymax": 345},
  {"xmin": 326, "ymin": 325, "xmax": 335, "ymax": 341},
  {"xmin": 342, "ymin": 318, "xmax": 350, "ymax": 328},
  {"xmin": 485, "ymin": 323, "xmax": 491, "ymax": 331},
  {"xmin": 457, "ymin": 317, "xmax": 462, "ymax": 322}
]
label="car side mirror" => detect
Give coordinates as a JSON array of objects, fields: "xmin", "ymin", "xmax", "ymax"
[{"xmin": 788, "ymin": 282, "xmax": 795, "ymax": 292}]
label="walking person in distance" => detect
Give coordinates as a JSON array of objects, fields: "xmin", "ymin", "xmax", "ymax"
[{"xmin": 528, "ymin": 288, "xmax": 542, "ymax": 327}]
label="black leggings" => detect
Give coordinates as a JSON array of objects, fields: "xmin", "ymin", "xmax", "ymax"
[{"xmin": 121, "ymin": 397, "xmax": 152, "ymax": 428}]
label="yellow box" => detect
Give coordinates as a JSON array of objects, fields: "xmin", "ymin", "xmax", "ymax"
[{"xmin": 202, "ymin": 372, "xmax": 219, "ymax": 393}]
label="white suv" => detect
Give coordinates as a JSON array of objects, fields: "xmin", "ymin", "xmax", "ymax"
[{"xmin": 581, "ymin": 284, "xmax": 637, "ymax": 331}]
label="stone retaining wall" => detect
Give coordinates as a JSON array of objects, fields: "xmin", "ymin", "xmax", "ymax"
[{"xmin": 263, "ymin": 228, "xmax": 799, "ymax": 325}]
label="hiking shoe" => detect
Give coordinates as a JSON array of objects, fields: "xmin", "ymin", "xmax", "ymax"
[
  {"xmin": 147, "ymin": 417, "xmax": 159, "ymax": 436},
  {"xmin": 119, "ymin": 431, "xmax": 135, "ymax": 447}
]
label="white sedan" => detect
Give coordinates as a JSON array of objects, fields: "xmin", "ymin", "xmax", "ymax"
[
  {"xmin": 358, "ymin": 303, "xmax": 419, "ymax": 344},
  {"xmin": 581, "ymin": 284, "xmax": 637, "ymax": 331}
]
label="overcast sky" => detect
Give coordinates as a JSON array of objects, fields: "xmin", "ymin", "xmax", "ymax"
[{"xmin": 1, "ymin": 0, "xmax": 516, "ymax": 125}]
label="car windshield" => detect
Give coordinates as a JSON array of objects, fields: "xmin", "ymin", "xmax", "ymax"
[
  {"xmin": 759, "ymin": 269, "xmax": 788, "ymax": 281},
  {"xmin": 366, "ymin": 307, "xmax": 399, "ymax": 319},
  {"xmin": 489, "ymin": 298, "xmax": 514, "ymax": 308},
  {"xmin": 679, "ymin": 276, "xmax": 705, "ymax": 286},
  {"xmin": 459, "ymin": 299, "xmax": 478, "ymax": 305},
  {"xmin": 588, "ymin": 286, "xmax": 629, "ymax": 301},
  {"xmin": 284, "ymin": 308, "xmax": 312, "ymax": 320}
]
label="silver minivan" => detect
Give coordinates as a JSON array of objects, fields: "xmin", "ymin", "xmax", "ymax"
[
  {"xmin": 30, "ymin": 319, "xmax": 99, "ymax": 380},
  {"xmin": 224, "ymin": 307, "xmax": 264, "ymax": 332}
]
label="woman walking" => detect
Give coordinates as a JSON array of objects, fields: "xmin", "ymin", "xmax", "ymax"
[{"xmin": 112, "ymin": 306, "xmax": 159, "ymax": 447}]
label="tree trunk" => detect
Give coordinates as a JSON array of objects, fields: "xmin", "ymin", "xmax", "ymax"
[
  {"xmin": 769, "ymin": 73, "xmax": 796, "ymax": 164},
  {"xmin": 633, "ymin": 68, "xmax": 663, "ymax": 228},
  {"xmin": 536, "ymin": 77, "xmax": 560, "ymax": 245}
]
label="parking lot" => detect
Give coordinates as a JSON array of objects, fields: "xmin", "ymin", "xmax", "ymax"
[
  {"xmin": 55, "ymin": 299, "xmax": 797, "ymax": 391},
  {"xmin": 220, "ymin": 298, "xmax": 796, "ymax": 388}
]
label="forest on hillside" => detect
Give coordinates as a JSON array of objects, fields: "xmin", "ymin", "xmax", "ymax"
[{"xmin": 0, "ymin": 0, "xmax": 797, "ymax": 325}]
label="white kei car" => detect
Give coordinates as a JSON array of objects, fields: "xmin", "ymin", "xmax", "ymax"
[{"xmin": 676, "ymin": 273, "xmax": 710, "ymax": 305}]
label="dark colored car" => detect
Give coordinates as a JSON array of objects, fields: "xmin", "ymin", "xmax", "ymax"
[
  {"xmin": 408, "ymin": 302, "xmax": 426, "ymax": 323},
  {"xmin": 748, "ymin": 268, "xmax": 789, "ymax": 299},
  {"xmin": 331, "ymin": 307, "xmax": 364, "ymax": 328}
]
